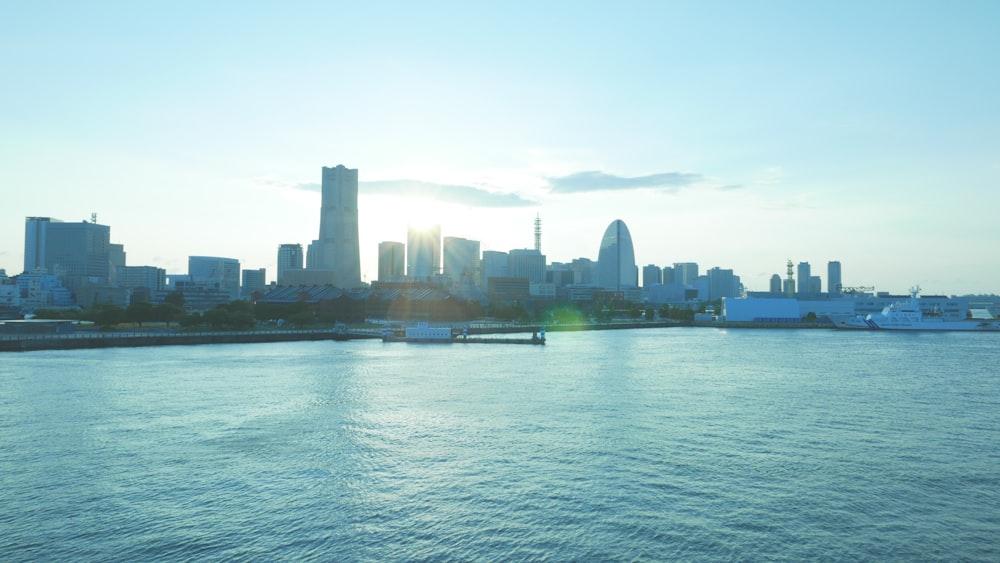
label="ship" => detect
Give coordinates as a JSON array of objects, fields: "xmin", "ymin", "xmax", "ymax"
[{"xmin": 836, "ymin": 287, "xmax": 1000, "ymax": 331}]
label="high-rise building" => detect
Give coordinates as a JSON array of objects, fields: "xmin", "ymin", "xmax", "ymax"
[
  {"xmin": 241, "ymin": 268, "xmax": 266, "ymax": 298},
  {"xmin": 443, "ymin": 237, "xmax": 480, "ymax": 285},
  {"xmin": 377, "ymin": 241, "xmax": 406, "ymax": 282},
  {"xmin": 407, "ymin": 224, "xmax": 440, "ymax": 280},
  {"xmin": 119, "ymin": 266, "xmax": 166, "ymax": 292},
  {"xmin": 642, "ymin": 264, "xmax": 662, "ymax": 287},
  {"xmin": 770, "ymin": 274, "xmax": 782, "ymax": 294},
  {"xmin": 480, "ymin": 251, "xmax": 509, "ymax": 288},
  {"xmin": 661, "ymin": 265, "xmax": 675, "ymax": 285},
  {"xmin": 707, "ymin": 267, "xmax": 740, "ymax": 301},
  {"xmin": 306, "ymin": 165, "xmax": 361, "ymax": 288},
  {"xmin": 673, "ymin": 262, "xmax": 699, "ymax": 285},
  {"xmin": 597, "ymin": 219, "xmax": 637, "ymax": 290},
  {"xmin": 188, "ymin": 256, "xmax": 240, "ymax": 300},
  {"xmin": 24, "ymin": 216, "xmax": 112, "ymax": 293},
  {"xmin": 828, "ymin": 261, "xmax": 842, "ymax": 295},
  {"xmin": 277, "ymin": 243, "xmax": 304, "ymax": 285},
  {"xmin": 796, "ymin": 262, "xmax": 811, "ymax": 295},
  {"xmin": 508, "ymin": 249, "xmax": 546, "ymax": 283}
]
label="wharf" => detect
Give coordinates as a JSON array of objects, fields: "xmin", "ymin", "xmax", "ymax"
[{"xmin": 0, "ymin": 328, "xmax": 381, "ymax": 352}]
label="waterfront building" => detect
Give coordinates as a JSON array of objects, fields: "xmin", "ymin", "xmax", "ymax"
[
  {"xmin": 597, "ymin": 219, "xmax": 637, "ymax": 290},
  {"xmin": 407, "ymin": 225, "xmax": 441, "ymax": 281},
  {"xmin": 508, "ymin": 249, "xmax": 546, "ymax": 283},
  {"xmin": 188, "ymin": 256, "xmax": 240, "ymax": 300},
  {"xmin": 119, "ymin": 266, "xmax": 166, "ymax": 293},
  {"xmin": 570, "ymin": 258, "xmax": 596, "ymax": 285},
  {"xmin": 443, "ymin": 237, "xmax": 480, "ymax": 286},
  {"xmin": 305, "ymin": 165, "xmax": 362, "ymax": 288},
  {"xmin": 673, "ymin": 262, "xmax": 699, "ymax": 285},
  {"xmin": 808, "ymin": 276, "xmax": 822, "ymax": 294},
  {"xmin": 378, "ymin": 241, "xmax": 405, "ymax": 283},
  {"xmin": 276, "ymin": 243, "xmax": 304, "ymax": 285},
  {"xmin": 661, "ymin": 265, "xmax": 675, "ymax": 285},
  {"xmin": 643, "ymin": 264, "xmax": 662, "ymax": 287},
  {"xmin": 828, "ymin": 261, "xmax": 842, "ymax": 295}
]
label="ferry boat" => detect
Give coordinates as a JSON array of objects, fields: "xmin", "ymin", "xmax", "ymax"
[{"xmin": 836, "ymin": 287, "xmax": 1000, "ymax": 331}]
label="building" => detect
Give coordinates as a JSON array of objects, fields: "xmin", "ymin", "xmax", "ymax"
[
  {"xmin": 24, "ymin": 216, "xmax": 113, "ymax": 293},
  {"xmin": 828, "ymin": 261, "xmax": 842, "ymax": 295},
  {"xmin": 642, "ymin": 264, "xmax": 662, "ymax": 287},
  {"xmin": 480, "ymin": 250, "xmax": 509, "ymax": 288},
  {"xmin": 188, "ymin": 256, "xmax": 240, "ymax": 300},
  {"xmin": 277, "ymin": 243, "xmax": 304, "ymax": 285},
  {"xmin": 241, "ymin": 268, "xmax": 267, "ymax": 298},
  {"xmin": 508, "ymin": 249, "xmax": 546, "ymax": 283},
  {"xmin": 378, "ymin": 241, "xmax": 406, "ymax": 283},
  {"xmin": 673, "ymin": 262, "xmax": 699, "ymax": 285},
  {"xmin": 661, "ymin": 265, "xmax": 675, "ymax": 285},
  {"xmin": 769, "ymin": 274, "xmax": 782, "ymax": 294},
  {"xmin": 407, "ymin": 224, "xmax": 441, "ymax": 281},
  {"xmin": 707, "ymin": 267, "xmax": 741, "ymax": 301},
  {"xmin": 443, "ymin": 237, "xmax": 480, "ymax": 286},
  {"xmin": 305, "ymin": 165, "xmax": 362, "ymax": 288},
  {"xmin": 597, "ymin": 219, "xmax": 637, "ymax": 290},
  {"xmin": 119, "ymin": 265, "xmax": 166, "ymax": 294},
  {"xmin": 15, "ymin": 273, "xmax": 75, "ymax": 311},
  {"xmin": 796, "ymin": 262, "xmax": 811, "ymax": 295}
]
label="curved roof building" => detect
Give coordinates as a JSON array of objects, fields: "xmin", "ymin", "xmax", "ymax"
[{"xmin": 597, "ymin": 219, "xmax": 637, "ymax": 290}]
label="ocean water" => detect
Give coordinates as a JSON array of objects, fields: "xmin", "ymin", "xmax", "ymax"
[{"xmin": 1, "ymin": 328, "xmax": 998, "ymax": 562}]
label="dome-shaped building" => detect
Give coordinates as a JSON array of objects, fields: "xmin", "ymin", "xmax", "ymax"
[{"xmin": 596, "ymin": 219, "xmax": 637, "ymax": 290}]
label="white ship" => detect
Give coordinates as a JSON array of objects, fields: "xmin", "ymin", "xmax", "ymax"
[{"xmin": 837, "ymin": 287, "xmax": 1000, "ymax": 331}]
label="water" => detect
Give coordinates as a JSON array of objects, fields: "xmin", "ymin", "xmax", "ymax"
[{"xmin": 2, "ymin": 328, "xmax": 998, "ymax": 561}]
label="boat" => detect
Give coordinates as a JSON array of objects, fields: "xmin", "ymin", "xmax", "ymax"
[{"xmin": 836, "ymin": 287, "xmax": 1000, "ymax": 331}]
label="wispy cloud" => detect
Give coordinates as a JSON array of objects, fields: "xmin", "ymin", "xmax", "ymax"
[
  {"xmin": 544, "ymin": 171, "xmax": 705, "ymax": 194},
  {"xmin": 285, "ymin": 179, "xmax": 537, "ymax": 208}
]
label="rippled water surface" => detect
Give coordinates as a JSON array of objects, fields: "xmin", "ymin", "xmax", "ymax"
[{"xmin": 2, "ymin": 328, "xmax": 999, "ymax": 561}]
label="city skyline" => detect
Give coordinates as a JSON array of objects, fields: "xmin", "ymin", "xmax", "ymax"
[{"xmin": 2, "ymin": 3, "xmax": 999, "ymax": 295}]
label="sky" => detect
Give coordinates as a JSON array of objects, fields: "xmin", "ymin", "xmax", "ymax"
[{"xmin": 2, "ymin": 1, "xmax": 999, "ymax": 295}]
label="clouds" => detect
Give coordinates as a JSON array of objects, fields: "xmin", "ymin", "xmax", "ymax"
[
  {"xmin": 281, "ymin": 179, "xmax": 536, "ymax": 208},
  {"xmin": 543, "ymin": 171, "xmax": 706, "ymax": 194}
]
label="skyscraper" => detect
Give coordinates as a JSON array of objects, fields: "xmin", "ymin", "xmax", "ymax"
[
  {"xmin": 378, "ymin": 241, "xmax": 405, "ymax": 282},
  {"xmin": 407, "ymin": 224, "xmax": 440, "ymax": 281},
  {"xmin": 673, "ymin": 262, "xmax": 699, "ymax": 285},
  {"xmin": 276, "ymin": 243, "xmax": 303, "ymax": 285},
  {"xmin": 24, "ymin": 216, "xmax": 112, "ymax": 293},
  {"xmin": 443, "ymin": 237, "xmax": 480, "ymax": 285},
  {"xmin": 797, "ymin": 262, "xmax": 811, "ymax": 295},
  {"xmin": 642, "ymin": 264, "xmax": 662, "ymax": 287},
  {"xmin": 828, "ymin": 261, "xmax": 842, "ymax": 295},
  {"xmin": 306, "ymin": 165, "xmax": 361, "ymax": 288},
  {"xmin": 597, "ymin": 219, "xmax": 637, "ymax": 290}
]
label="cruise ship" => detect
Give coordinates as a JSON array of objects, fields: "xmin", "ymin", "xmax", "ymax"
[{"xmin": 836, "ymin": 288, "xmax": 1000, "ymax": 331}]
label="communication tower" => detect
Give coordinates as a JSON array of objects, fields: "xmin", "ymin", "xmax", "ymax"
[
  {"xmin": 785, "ymin": 259, "xmax": 796, "ymax": 298},
  {"xmin": 91, "ymin": 212, "xmax": 97, "ymax": 224},
  {"xmin": 534, "ymin": 214, "xmax": 542, "ymax": 252}
]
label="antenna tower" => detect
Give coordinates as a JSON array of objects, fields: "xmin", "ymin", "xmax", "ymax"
[
  {"xmin": 534, "ymin": 214, "xmax": 542, "ymax": 252},
  {"xmin": 91, "ymin": 212, "xmax": 97, "ymax": 224}
]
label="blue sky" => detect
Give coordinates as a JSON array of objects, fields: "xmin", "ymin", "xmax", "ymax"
[{"xmin": 2, "ymin": 1, "xmax": 999, "ymax": 294}]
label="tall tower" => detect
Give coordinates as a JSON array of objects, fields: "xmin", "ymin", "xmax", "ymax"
[
  {"xmin": 534, "ymin": 214, "xmax": 542, "ymax": 252},
  {"xmin": 307, "ymin": 165, "xmax": 361, "ymax": 288},
  {"xmin": 597, "ymin": 219, "xmax": 637, "ymax": 291},
  {"xmin": 784, "ymin": 259, "xmax": 796, "ymax": 297}
]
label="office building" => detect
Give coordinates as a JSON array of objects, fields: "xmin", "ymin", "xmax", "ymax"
[
  {"xmin": 797, "ymin": 262, "xmax": 811, "ymax": 295},
  {"xmin": 407, "ymin": 224, "xmax": 441, "ymax": 280},
  {"xmin": 277, "ymin": 243, "xmax": 304, "ymax": 285},
  {"xmin": 481, "ymin": 250, "xmax": 509, "ymax": 288},
  {"xmin": 443, "ymin": 237, "xmax": 480, "ymax": 286},
  {"xmin": 643, "ymin": 264, "xmax": 662, "ymax": 287},
  {"xmin": 305, "ymin": 165, "xmax": 362, "ymax": 288},
  {"xmin": 242, "ymin": 268, "xmax": 267, "ymax": 298},
  {"xmin": 828, "ymin": 261, "xmax": 842, "ymax": 295},
  {"xmin": 673, "ymin": 262, "xmax": 699, "ymax": 285},
  {"xmin": 378, "ymin": 241, "xmax": 406, "ymax": 282},
  {"xmin": 596, "ymin": 219, "xmax": 637, "ymax": 290},
  {"xmin": 508, "ymin": 249, "xmax": 546, "ymax": 283},
  {"xmin": 23, "ymin": 216, "xmax": 112, "ymax": 293},
  {"xmin": 188, "ymin": 256, "xmax": 240, "ymax": 300}
]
